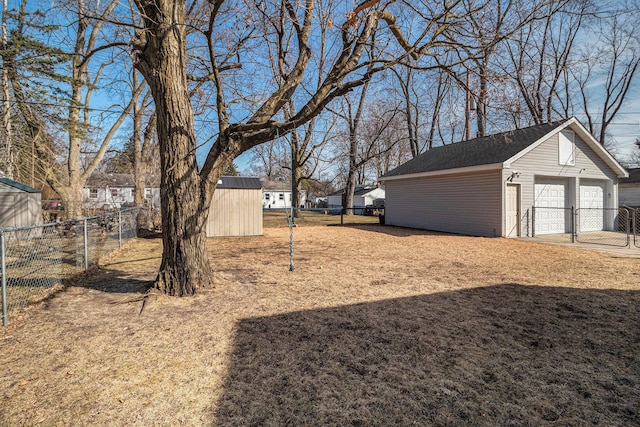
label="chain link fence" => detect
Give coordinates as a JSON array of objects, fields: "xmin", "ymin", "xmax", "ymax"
[
  {"xmin": 1, "ymin": 207, "xmax": 151, "ymax": 326},
  {"xmin": 630, "ymin": 207, "xmax": 640, "ymax": 248},
  {"xmin": 575, "ymin": 207, "xmax": 630, "ymax": 247},
  {"xmin": 531, "ymin": 206, "xmax": 639, "ymax": 248}
]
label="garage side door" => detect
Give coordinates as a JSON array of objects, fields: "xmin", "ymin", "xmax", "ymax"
[
  {"xmin": 534, "ymin": 180, "xmax": 567, "ymax": 235},
  {"xmin": 579, "ymin": 182, "xmax": 605, "ymax": 232}
]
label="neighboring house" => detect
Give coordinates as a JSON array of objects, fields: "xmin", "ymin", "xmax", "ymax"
[
  {"xmin": 379, "ymin": 118, "xmax": 628, "ymax": 237},
  {"xmin": 619, "ymin": 168, "xmax": 640, "ymax": 207},
  {"xmin": 262, "ymin": 181, "xmax": 307, "ymax": 208},
  {"xmin": 327, "ymin": 186, "xmax": 386, "ymax": 209},
  {"xmin": 207, "ymin": 176, "xmax": 263, "ymax": 237},
  {"xmin": 0, "ymin": 178, "xmax": 43, "ymax": 228},
  {"xmin": 83, "ymin": 173, "xmax": 160, "ymax": 209}
]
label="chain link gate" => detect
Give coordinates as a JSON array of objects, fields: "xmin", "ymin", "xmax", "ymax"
[
  {"xmin": 575, "ymin": 207, "xmax": 630, "ymax": 247},
  {"xmin": 632, "ymin": 207, "xmax": 640, "ymax": 248}
]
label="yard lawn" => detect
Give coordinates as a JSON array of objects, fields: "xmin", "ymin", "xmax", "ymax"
[{"xmin": 1, "ymin": 225, "xmax": 639, "ymax": 426}]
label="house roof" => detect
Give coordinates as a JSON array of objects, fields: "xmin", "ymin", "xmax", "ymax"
[
  {"xmin": 328, "ymin": 186, "xmax": 382, "ymax": 197},
  {"xmin": 0, "ymin": 177, "xmax": 41, "ymax": 193},
  {"xmin": 87, "ymin": 173, "xmax": 160, "ymax": 188},
  {"xmin": 261, "ymin": 180, "xmax": 297, "ymax": 191},
  {"xmin": 217, "ymin": 176, "xmax": 262, "ymax": 189},
  {"xmin": 620, "ymin": 168, "xmax": 640, "ymax": 184},
  {"xmin": 381, "ymin": 120, "xmax": 570, "ymax": 179},
  {"xmin": 380, "ymin": 118, "xmax": 627, "ymax": 180}
]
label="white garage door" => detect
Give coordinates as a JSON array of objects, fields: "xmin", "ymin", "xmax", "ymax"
[
  {"xmin": 580, "ymin": 182, "xmax": 605, "ymax": 232},
  {"xmin": 535, "ymin": 180, "xmax": 567, "ymax": 235}
]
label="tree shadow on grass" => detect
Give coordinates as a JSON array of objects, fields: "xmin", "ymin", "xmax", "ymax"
[{"xmin": 213, "ymin": 284, "xmax": 640, "ymax": 426}]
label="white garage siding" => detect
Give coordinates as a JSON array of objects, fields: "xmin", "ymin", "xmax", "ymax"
[{"xmin": 385, "ymin": 170, "xmax": 502, "ymax": 237}]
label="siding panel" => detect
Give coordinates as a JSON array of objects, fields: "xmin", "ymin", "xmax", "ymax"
[
  {"xmin": 207, "ymin": 188, "xmax": 263, "ymax": 237},
  {"xmin": 386, "ymin": 170, "xmax": 502, "ymax": 237}
]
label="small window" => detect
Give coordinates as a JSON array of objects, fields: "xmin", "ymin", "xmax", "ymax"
[
  {"xmin": 130, "ymin": 189, "xmax": 134, "ymax": 197},
  {"xmin": 559, "ymin": 130, "xmax": 575, "ymax": 166},
  {"xmin": 289, "ymin": 194, "xmax": 292, "ymax": 201},
  {"xmin": 265, "ymin": 193, "xmax": 270, "ymax": 200},
  {"xmin": 279, "ymin": 193, "xmax": 284, "ymax": 200},
  {"xmin": 145, "ymin": 189, "xmax": 152, "ymax": 199},
  {"xmin": 90, "ymin": 188, "xmax": 98, "ymax": 199},
  {"xmin": 111, "ymin": 189, "xmax": 118, "ymax": 198}
]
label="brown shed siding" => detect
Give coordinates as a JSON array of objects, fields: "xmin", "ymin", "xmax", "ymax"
[
  {"xmin": 385, "ymin": 170, "xmax": 503, "ymax": 237},
  {"xmin": 206, "ymin": 188, "xmax": 263, "ymax": 237},
  {"xmin": 0, "ymin": 185, "xmax": 42, "ymax": 229}
]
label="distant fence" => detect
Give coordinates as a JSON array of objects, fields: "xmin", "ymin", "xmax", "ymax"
[
  {"xmin": 1, "ymin": 207, "xmax": 152, "ymax": 326},
  {"xmin": 263, "ymin": 207, "xmax": 385, "ymax": 228},
  {"xmin": 531, "ymin": 206, "xmax": 637, "ymax": 248}
]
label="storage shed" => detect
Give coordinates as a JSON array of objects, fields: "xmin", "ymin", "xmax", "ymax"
[
  {"xmin": 206, "ymin": 176, "xmax": 263, "ymax": 237},
  {"xmin": 379, "ymin": 118, "xmax": 628, "ymax": 237},
  {"xmin": 0, "ymin": 178, "xmax": 43, "ymax": 229}
]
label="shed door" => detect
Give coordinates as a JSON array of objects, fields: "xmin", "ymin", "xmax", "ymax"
[
  {"xmin": 579, "ymin": 182, "xmax": 605, "ymax": 232},
  {"xmin": 506, "ymin": 184, "xmax": 521, "ymax": 237},
  {"xmin": 534, "ymin": 180, "xmax": 567, "ymax": 235}
]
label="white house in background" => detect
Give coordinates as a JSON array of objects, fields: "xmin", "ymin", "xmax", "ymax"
[
  {"xmin": 379, "ymin": 117, "xmax": 628, "ymax": 237},
  {"xmin": 619, "ymin": 168, "xmax": 640, "ymax": 207},
  {"xmin": 83, "ymin": 173, "xmax": 160, "ymax": 209},
  {"xmin": 262, "ymin": 180, "xmax": 307, "ymax": 208},
  {"xmin": 326, "ymin": 186, "xmax": 386, "ymax": 209}
]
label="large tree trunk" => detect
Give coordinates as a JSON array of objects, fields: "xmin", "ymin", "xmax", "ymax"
[{"xmin": 135, "ymin": 0, "xmax": 212, "ymax": 295}]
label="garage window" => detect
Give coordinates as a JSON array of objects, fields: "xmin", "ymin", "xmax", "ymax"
[{"xmin": 559, "ymin": 130, "xmax": 575, "ymax": 166}]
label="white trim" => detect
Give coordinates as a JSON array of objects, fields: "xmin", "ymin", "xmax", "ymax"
[{"xmin": 378, "ymin": 162, "xmax": 503, "ymax": 182}]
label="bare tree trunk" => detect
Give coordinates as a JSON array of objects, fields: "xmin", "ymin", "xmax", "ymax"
[{"xmin": 135, "ymin": 0, "xmax": 212, "ymax": 295}]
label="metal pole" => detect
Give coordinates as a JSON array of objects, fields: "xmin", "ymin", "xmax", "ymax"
[
  {"xmin": 531, "ymin": 206, "xmax": 535, "ymax": 237},
  {"xmin": 118, "ymin": 210, "xmax": 122, "ymax": 249},
  {"xmin": 1, "ymin": 232, "xmax": 7, "ymax": 326},
  {"xmin": 83, "ymin": 218, "xmax": 89, "ymax": 271},
  {"xmin": 571, "ymin": 206, "xmax": 575, "ymax": 243}
]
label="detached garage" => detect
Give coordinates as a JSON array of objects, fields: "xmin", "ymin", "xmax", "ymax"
[
  {"xmin": 379, "ymin": 118, "xmax": 628, "ymax": 237},
  {"xmin": 206, "ymin": 176, "xmax": 263, "ymax": 237}
]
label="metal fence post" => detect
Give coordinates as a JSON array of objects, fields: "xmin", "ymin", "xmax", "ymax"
[
  {"xmin": 118, "ymin": 210, "xmax": 123, "ymax": 249},
  {"xmin": 1, "ymin": 231, "xmax": 7, "ymax": 326},
  {"xmin": 340, "ymin": 209, "xmax": 344, "ymax": 225},
  {"xmin": 83, "ymin": 218, "xmax": 89, "ymax": 271},
  {"xmin": 531, "ymin": 206, "xmax": 536, "ymax": 237},
  {"xmin": 571, "ymin": 206, "xmax": 575, "ymax": 243}
]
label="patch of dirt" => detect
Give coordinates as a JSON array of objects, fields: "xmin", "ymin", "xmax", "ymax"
[{"xmin": 1, "ymin": 225, "xmax": 639, "ymax": 426}]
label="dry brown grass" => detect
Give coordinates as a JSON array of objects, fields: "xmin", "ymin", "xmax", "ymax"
[{"xmin": 1, "ymin": 225, "xmax": 639, "ymax": 426}]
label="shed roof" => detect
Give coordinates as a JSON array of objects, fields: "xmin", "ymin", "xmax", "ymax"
[
  {"xmin": 217, "ymin": 176, "xmax": 262, "ymax": 189},
  {"xmin": 620, "ymin": 168, "xmax": 640, "ymax": 184},
  {"xmin": 381, "ymin": 120, "xmax": 570, "ymax": 179},
  {"xmin": 0, "ymin": 177, "xmax": 41, "ymax": 193}
]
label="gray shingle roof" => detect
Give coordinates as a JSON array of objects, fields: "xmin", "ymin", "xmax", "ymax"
[
  {"xmin": 217, "ymin": 176, "xmax": 262, "ymax": 189},
  {"xmin": 381, "ymin": 120, "xmax": 570, "ymax": 178}
]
